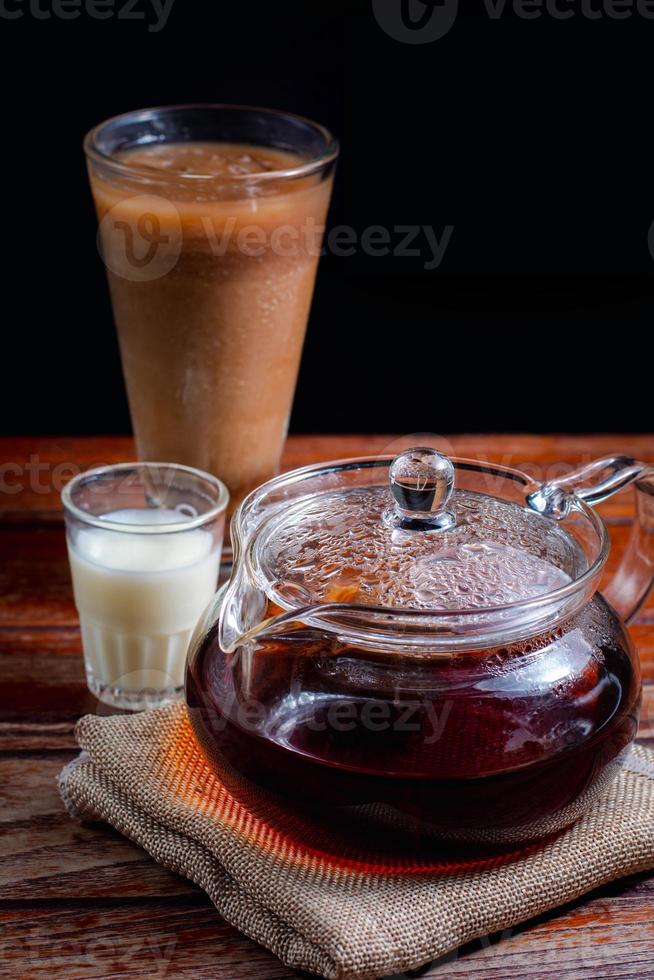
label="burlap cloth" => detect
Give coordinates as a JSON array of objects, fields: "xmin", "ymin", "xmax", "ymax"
[{"xmin": 58, "ymin": 704, "xmax": 654, "ymax": 980}]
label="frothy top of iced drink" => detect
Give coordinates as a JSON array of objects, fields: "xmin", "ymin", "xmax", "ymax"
[
  {"xmin": 112, "ymin": 142, "xmax": 315, "ymax": 203},
  {"xmin": 120, "ymin": 142, "xmax": 305, "ymax": 178}
]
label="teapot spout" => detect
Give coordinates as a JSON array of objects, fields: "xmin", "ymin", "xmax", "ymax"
[
  {"xmin": 217, "ymin": 574, "xmax": 265, "ymax": 654},
  {"xmin": 219, "ymin": 590, "xmax": 339, "ymax": 654},
  {"xmin": 217, "ymin": 558, "xmax": 320, "ymax": 653}
]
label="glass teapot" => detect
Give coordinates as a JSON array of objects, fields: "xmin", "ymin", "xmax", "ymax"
[{"xmin": 186, "ymin": 449, "xmax": 654, "ymax": 846}]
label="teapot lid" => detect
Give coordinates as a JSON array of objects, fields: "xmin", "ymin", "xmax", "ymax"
[{"xmin": 252, "ymin": 448, "xmax": 589, "ymax": 615}]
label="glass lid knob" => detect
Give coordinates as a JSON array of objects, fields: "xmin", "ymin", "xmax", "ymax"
[{"xmin": 386, "ymin": 447, "xmax": 455, "ymax": 530}]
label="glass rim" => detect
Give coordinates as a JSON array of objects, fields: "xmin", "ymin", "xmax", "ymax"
[
  {"xmin": 83, "ymin": 103, "xmax": 340, "ymax": 184},
  {"xmin": 61, "ymin": 461, "xmax": 229, "ymax": 534}
]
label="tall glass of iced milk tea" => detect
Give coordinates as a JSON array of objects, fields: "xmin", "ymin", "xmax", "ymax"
[
  {"xmin": 84, "ymin": 105, "xmax": 338, "ymax": 507},
  {"xmin": 62, "ymin": 463, "xmax": 228, "ymax": 709}
]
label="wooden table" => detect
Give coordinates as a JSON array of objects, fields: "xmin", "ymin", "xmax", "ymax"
[{"xmin": 2, "ymin": 434, "xmax": 654, "ymax": 979}]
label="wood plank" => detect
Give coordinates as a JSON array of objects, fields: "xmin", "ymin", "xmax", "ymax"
[
  {"xmin": 1, "ymin": 434, "xmax": 653, "ymax": 522},
  {"xmin": 2, "ymin": 877, "xmax": 654, "ymax": 979},
  {"xmin": 0, "ymin": 756, "xmax": 197, "ymax": 902},
  {"xmin": 0, "ymin": 902, "xmax": 297, "ymax": 979},
  {"xmin": 0, "ymin": 643, "xmax": 95, "ymax": 743},
  {"xmin": 0, "ymin": 527, "xmax": 77, "ymax": 626},
  {"xmin": 421, "ymin": 873, "xmax": 654, "ymax": 978}
]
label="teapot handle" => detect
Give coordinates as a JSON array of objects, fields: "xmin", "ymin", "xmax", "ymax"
[{"xmin": 527, "ymin": 456, "xmax": 654, "ymax": 624}]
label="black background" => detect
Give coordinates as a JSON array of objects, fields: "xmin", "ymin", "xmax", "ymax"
[{"xmin": 1, "ymin": 0, "xmax": 652, "ymax": 436}]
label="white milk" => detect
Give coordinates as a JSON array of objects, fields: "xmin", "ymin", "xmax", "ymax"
[{"xmin": 67, "ymin": 508, "xmax": 220, "ymax": 699}]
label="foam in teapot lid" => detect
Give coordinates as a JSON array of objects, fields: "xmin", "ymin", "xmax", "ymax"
[{"xmin": 255, "ymin": 486, "xmax": 588, "ymax": 613}]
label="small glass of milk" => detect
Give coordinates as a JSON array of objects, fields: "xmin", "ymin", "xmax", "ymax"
[{"xmin": 62, "ymin": 462, "xmax": 228, "ymax": 710}]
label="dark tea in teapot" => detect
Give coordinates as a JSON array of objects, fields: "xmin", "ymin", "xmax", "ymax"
[{"xmin": 187, "ymin": 594, "xmax": 639, "ymax": 844}]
